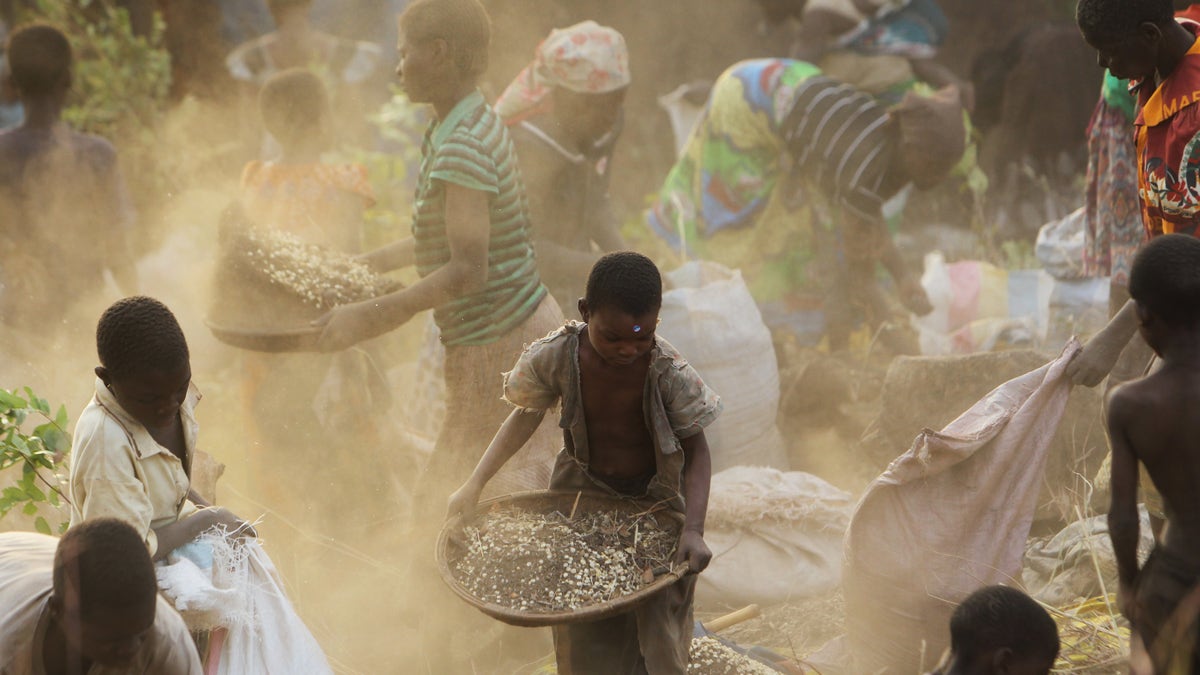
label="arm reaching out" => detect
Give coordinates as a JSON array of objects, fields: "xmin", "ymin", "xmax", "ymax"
[
  {"xmin": 358, "ymin": 237, "xmax": 415, "ymax": 273},
  {"xmin": 1069, "ymin": 299, "xmax": 1140, "ymax": 387},
  {"xmin": 315, "ymin": 183, "xmax": 492, "ymax": 351},
  {"xmin": 446, "ymin": 408, "xmax": 548, "ymax": 520}
]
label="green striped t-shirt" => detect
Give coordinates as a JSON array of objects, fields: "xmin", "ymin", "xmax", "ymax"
[{"xmin": 412, "ymin": 90, "xmax": 547, "ymax": 347}]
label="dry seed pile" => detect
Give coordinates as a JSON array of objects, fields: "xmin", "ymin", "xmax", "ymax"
[
  {"xmin": 451, "ymin": 508, "xmax": 677, "ymax": 612},
  {"xmin": 687, "ymin": 637, "xmax": 779, "ymax": 674},
  {"xmin": 239, "ymin": 228, "xmax": 393, "ymax": 309}
]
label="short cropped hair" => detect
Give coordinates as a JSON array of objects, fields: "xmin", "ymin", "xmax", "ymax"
[
  {"xmin": 399, "ymin": 0, "xmax": 491, "ymax": 80},
  {"xmin": 259, "ymin": 69, "xmax": 329, "ymax": 148},
  {"xmin": 585, "ymin": 251, "xmax": 663, "ymax": 317},
  {"xmin": 950, "ymin": 586, "xmax": 1059, "ymax": 666},
  {"xmin": 96, "ymin": 296, "xmax": 190, "ymax": 379},
  {"xmin": 6, "ymin": 24, "xmax": 72, "ymax": 96},
  {"xmin": 54, "ymin": 518, "xmax": 157, "ymax": 620},
  {"xmin": 1077, "ymin": 0, "xmax": 1175, "ymax": 40},
  {"xmin": 1129, "ymin": 233, "xmax": 1200, "ymax": 326}
]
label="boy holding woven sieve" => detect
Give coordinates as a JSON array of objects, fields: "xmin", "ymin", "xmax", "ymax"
[{"xmin": 447, "ymin": 251, "xmax": 722, "ymax": 673}]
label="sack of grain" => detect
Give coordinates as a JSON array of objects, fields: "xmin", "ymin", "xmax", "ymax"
[{"xmin": 659, "ymin": 262, "xmax": 788, "ymax": 472}]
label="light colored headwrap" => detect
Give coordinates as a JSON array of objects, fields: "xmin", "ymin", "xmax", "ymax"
[{"xmin": 494, "ymin": 20, "xmax": 630, "ymax": 125}]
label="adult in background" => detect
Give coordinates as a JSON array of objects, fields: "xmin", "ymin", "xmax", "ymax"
[
  {"xmin": 647, "ymin": 59, "xmax": 965, "ymax": 349},
  {"xmin": 1069, "ymin": 0, "xmax": 1200, "ymax": 386},
  {"xmin": 495, "ymin": 20, "xmax": 629, "ymax": 315},
  {"xmin": 225, "ymin": 0, "xmax": 387, "ymax": 151},
  {"xmin": 752, "ymin": 0, "xmax": 967, "ymax": 105},
  {"xmin": 315, "ymin": 0, "xmax": 563, "ymax": 502}
]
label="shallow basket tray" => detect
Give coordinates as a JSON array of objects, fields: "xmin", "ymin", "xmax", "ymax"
[
  {"xmin": 436, "ymin": 490, "xmax": 688, "ymax": 627},
  {"xmin": 204, "ymin": 320, "xmax": 323, "ymax": 353}
]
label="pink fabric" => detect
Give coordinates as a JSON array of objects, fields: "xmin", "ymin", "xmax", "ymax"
[
  {"xmin": 494, "ymin": 20, "xmax": 630, "ymax": 125},
  {"xmin": 946, "ymin": 261, "xmax": 981, "ymax": 332}
]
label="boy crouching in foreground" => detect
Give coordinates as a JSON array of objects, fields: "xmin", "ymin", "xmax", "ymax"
[
  {"xmin": 1107, "ymin": 234, "xmax": 1200, "ymax": 672},
  {"xmin": 447, "ymin": 251, "xmax": 722, "ymax": 673}
]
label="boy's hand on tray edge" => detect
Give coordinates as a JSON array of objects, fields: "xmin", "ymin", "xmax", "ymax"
[{"xmin": 675, "ymin": 529, "xmax": 712, "ymax": 574}]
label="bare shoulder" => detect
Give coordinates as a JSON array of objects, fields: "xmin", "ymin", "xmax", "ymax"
[
  {"xmin": 1105, "ymin": 377, "xmax": 1155, "ymax": 429},
  {"xmin": 1105, "ymin": 380, "xmax": 1139, "ymax": 420}
]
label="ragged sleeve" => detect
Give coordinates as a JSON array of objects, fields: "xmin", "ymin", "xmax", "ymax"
[
  {"xmin": 502, "ymin": 330, "xmax": 568, "ymax": 411},
  {"xmin": 661, "ymin": 358, "xmax": 723, "ymax": 440}
]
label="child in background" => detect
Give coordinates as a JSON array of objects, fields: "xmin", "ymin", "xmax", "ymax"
[
  {"xmin": 928, "ymin": 585, "xmax": 1060, "ymax": 675},
  {"xmin": 236, "ymin": 67, "xmax": 390, "ymax": 508},
  {"xmin": 1107, "ymin": 234, "xmax": 1200, "ymax": 672},
  {"xmin": 0, "ymin": 24, "xmax": 137, "ymax": 328},
  {"xmin": 448, "ymin": 251, "xmax": 722, "ymax": 673},
  {"xmin": 241, "ymin": 67, "xmax": 374, "ymax": 252},
  {"xmin": 225, "ymin": 0, "xmax": 386, "ymax": 153}
]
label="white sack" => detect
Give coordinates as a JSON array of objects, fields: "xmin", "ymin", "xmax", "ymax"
[
  {"xmin": 660, "ymin": 262, "xmax": 788, "ymax": 472},
  {"xmin": 697, "ymin": 466, "xmax": 852, "ymax": 609},
  {"xmin": 156, "ymin": 530, "xmax": 332, "ymax": 675}
]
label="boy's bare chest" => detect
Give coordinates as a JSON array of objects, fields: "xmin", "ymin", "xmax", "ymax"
[{"xmin": 577, "ymin": 356, "xmax": 653, "ymax": 445}]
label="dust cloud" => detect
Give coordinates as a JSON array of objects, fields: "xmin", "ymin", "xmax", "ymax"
[{"xmin": 0, "ymin": 0, "xmax": 1112, "ymax": 673}]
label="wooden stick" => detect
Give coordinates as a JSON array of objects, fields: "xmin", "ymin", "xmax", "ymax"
[
  {"xmin": 568, "ymin": 491, "xmax": 582, "ymax": 521},
  {"xmin": 704, "ymin": 604, "xmax": 762, "ymax": 633}
]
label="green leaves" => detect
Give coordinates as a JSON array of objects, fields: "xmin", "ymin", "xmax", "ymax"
[{"xmin": 0, "ymin": 387, "xmax": 71, "ymax": 534}]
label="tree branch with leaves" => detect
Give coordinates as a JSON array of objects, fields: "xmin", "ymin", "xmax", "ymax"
[{"xmin": 0, "ymin": 388, "xmax": 72, "ymax": 535}]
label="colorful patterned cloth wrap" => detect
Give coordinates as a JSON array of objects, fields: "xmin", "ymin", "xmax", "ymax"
[
  {"xmin": 1084, "ymin": 75, "xmax": 1142, "ymax": 287},
  {"xmin": 494, "ymin": 20, "xmax": 630, "ymax": 125},
  {"xmin": 646, "ymin": 60, "xmax": 827, "ymax": 307},
  {"xmin": 647, "ymin": 59, "xmax": 908, "ymax": 309},
  {"xmin": 1134, "ymin": 20, "xmax": 1200, "ymax": 237}
]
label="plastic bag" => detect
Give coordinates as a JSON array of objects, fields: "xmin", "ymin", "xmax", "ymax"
[{"xmin": 1036, "ymin": 207, "xmax": 1087, "ymax": 280}]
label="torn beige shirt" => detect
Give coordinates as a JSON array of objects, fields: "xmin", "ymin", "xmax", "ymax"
[{"xmin": 68, "ymin": 379, "xmax": 201, "ymax": 557}]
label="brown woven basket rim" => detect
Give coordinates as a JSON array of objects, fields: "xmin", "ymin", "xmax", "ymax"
[{"xmin": 436, "ymin": 490, "xmax": 687, "ymax": 627}]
